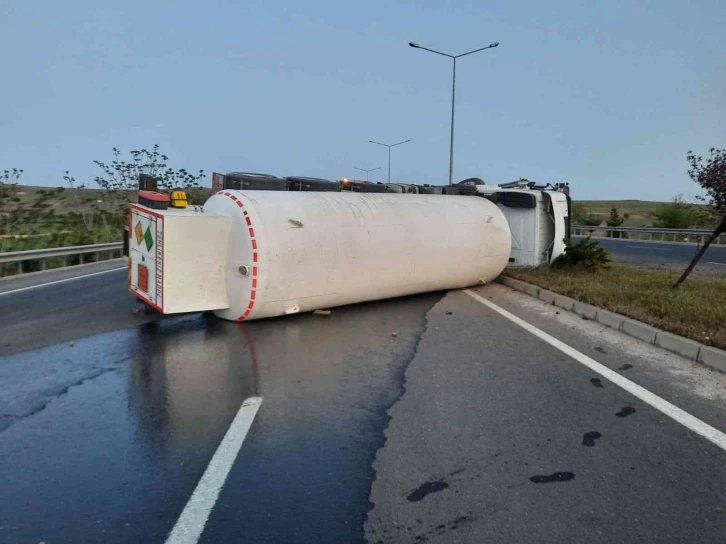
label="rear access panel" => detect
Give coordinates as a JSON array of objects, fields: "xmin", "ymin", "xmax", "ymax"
[{"xmin": 129, "ymin": 205, "xmax": 164, "ymax": 311}]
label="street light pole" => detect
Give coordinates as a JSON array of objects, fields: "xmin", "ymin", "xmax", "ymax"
[
  {"xmin": 450, "ymin": 57, "xmax": 456, "ymax": 188},
  {"xmin": 387, "ymin": 147, "xmax": 391, "ymax": 183},
  {"xmin": 369, "ymin": 139, "xmax": 411, "ymax": 183},
  {"xmin": 409, "ymin": 41, "xmax": 499, "ymax": 185},
  {"xmin": 353, "ymin": 166, "xmax": 381, "ymax": 182}
]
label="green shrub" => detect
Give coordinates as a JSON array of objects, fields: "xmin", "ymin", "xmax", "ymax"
[
  {"xmin": 553, "ymin": 236, "xmax": 611, "ymax": 270},
  {"xmin": 651, "ymin": 195, "xmax": 700, "ymax": 229}
]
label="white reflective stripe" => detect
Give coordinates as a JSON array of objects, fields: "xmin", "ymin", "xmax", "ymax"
[
  {"xmin": 464, "ymin": 289, "xmax": 726, "ymax": 452},
  {"xmin": 165, "ymin": 397, "xmax": 262, "ymax": 544},
  {"xmin": 0, "ymin": 267, "xmax": 127, "ymax": 296}
]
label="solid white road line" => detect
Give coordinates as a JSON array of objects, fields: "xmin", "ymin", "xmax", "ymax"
[
  {"xmin": 464, "ymin": 289, "xmax": 726, "ymax": 452},
  {"xmin": 707, "ymin": 262, "xmax": 726, "ymax": 266},
  {"xmin": 626, "ymin": 245, "xmax": 672, "ymax": 251},
  {"xmin": 166, "ymin": 397, "xmax": 262, "ymax": 544},
  {"xmin": 0, "ymin": 266, "xmax": 127, "ymax": 296}
]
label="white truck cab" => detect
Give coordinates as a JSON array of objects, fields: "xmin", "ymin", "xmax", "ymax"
[{"xmin": 475, "ymin": 180, "xmax": 570, "ymax": 267}]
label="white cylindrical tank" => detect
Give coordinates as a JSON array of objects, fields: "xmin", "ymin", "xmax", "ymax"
[{"xmin": 203, "ymin": 190, "xmax": 511, "ymax": 321}]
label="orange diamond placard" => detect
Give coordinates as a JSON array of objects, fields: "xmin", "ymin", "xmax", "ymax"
[{"xmin": 134, "ymin": 221, "xmax": 144, "ymax": 244}]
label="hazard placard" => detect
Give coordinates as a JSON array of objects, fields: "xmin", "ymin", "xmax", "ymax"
[
  {"xmin": 138, "ymin": 264, "xmax": 149, "ymax": 292},
  {"xmin": 129, "ymin": 205, "xmax": 164, "ymax": 310}
]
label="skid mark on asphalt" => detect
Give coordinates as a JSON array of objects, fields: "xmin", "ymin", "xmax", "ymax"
[
  {"xmin": 413, "ymin": 515, "xmax": 478, "ymax": 543},
  {"xmin": 371, "ymin": 515, "xmax": 480, "ymax": 544},
  {"xmin": 407, "ymin": 480, "xmax": 449, "ymax": 502},
  {"xmin": 464, "ymin": 289, "xmax": 726, "ymax": 453},
  {"xmin": 616, "ymin": 406, "xmax": 637, "ymax": 418},
  {"xmin": 529, "ymin": 472, "xmax": 575, "ymax": 483},
  {"xmin": 590, "ymin": 378, "xmax": 604, "ymax": 388},
  {"xmin": 582, "ymin": 432, "xmax": 603, "ymax": 446}
]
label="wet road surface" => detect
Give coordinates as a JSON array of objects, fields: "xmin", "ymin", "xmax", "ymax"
[
  {"xmin": 2, "ymin": 267, "xmax": 726, "ymax": 543},
  {"xmin": 0, "ymin": 265, "xmax": 443, "ymax": 543}
]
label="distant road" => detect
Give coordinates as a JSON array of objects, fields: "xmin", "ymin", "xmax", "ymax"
[{"xmin": 573, "ymin": 236, "xmax": 726, "ymax": 270}]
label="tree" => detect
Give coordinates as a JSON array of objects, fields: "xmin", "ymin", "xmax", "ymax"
[
  {"xmin": 605, "ymin": 207, "xmax": 628, "ymax": 238},
  {"xmin": 63, "ymin": 171, "xmax": 95, "ymax": 231},
  {"xmin": 571, "ymin": 202, "xmax": 587, "ymax": 222},
  {"xmin": 673, "ymin": 148, "xmax": 726, "ymax": 288},
  {"xmin": 94, "ymin": 144, "xmax": 205, "ymax": 191},
  {"xmin": 651, "ymin": 194, "xmax": 700, "ymax": 229},
  {"xmin": 571, "ymin": 202, "xmax": 602, "ymax": 227},
  {"xmin": 580, "ymin": 214, "xmax": 603, "ymax": 227},
  {"xmin": 93, "ymin": 144, "xmax": 206, "ymax": 211},
  {"xmin": 0, "ymin": 168, "xmax": 24, "ymax": 250}
]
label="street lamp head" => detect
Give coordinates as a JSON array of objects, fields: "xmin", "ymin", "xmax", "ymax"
[
  {"xmin": 490, "ymin": 42, "xmax": 499, "ymax": 48},
  {"xmin": 409, "ymin": 42, "xmax": 420, "ymax": 48}
]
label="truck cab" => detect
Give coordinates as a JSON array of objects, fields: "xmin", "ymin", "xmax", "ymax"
[{"xmin": 476, "ymin": 180, "xmax": 570, "ymax": 267}]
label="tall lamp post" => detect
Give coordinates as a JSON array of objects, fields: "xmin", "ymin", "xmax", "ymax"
[
  {"xmin": 409, "ymin": 41, "xmax": 499, "ymax": 185},
  {"xmin": 369, "ymin": 139, "xmax": 411, "ymax": 183},
  {"xmin": 354, "ymin": 166, "xmax": 382, "ymax": 182}
]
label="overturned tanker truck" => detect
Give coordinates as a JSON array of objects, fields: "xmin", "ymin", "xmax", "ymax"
[{"xmin": 125, "ymin": 173, "xmax": 570, "ymax": 322}]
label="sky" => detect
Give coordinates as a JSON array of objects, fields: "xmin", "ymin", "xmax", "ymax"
[{"xmin": 1, "ymin": 0, "xmax": 724, "ymax": 200}]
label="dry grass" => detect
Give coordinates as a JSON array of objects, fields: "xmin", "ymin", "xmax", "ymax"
[
  {"xmin": 576, "ymin": 199, "xmax": 668, "ymax": 227},
  {"xmin": 505, "ymin": 264, "xmax": 726, "ymax": 350},
  {"xmin": 576, "ymin": 199, "xmax": 709, "ymax": 227}
]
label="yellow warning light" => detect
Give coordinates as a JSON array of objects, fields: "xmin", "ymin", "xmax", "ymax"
[{"xmin": 170, "ymin": 189, "xmax": 188, "ymax": 208}]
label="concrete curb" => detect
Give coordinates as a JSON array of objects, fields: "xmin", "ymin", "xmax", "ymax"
[{"xmin": 495, "ymin": 275, "xmax": 726, "ymax": 374}]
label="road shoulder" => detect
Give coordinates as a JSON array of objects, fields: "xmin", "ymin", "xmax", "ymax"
[{"xmin": 366, "ymin": 286, "xmax": 726, "ymax": 544}]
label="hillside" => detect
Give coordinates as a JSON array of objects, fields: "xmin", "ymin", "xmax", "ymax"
[
  {"xmin": 4, "ymin": 186, "xmax": 695, "ymax": 228},
  {"xmin": 11, "ymin": 185, "xmax": 210, "ymax": 212},
  {"xmin": 575, "ymin": 200, "xmax": 671, "ymax": 227}
]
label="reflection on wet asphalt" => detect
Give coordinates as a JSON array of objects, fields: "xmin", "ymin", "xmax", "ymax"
[{"xmin": 0, "ymin": 292, "xmax": 442, "ymax": 544}]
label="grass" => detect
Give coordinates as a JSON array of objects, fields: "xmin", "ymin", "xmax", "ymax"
[
  {"xmin": 577, "ymin": 200, "xmax": 667, "ymax": 227},
  {"xmin": 1, "ymin": 185, "xmax": 213, "ymax": 275},
  {"xmin": 505, "ymin": 263, "xmax": 726, "ymax": 350},
  {"xmin": 577, "ymin": 200, "xmax": 668, "ymax": 215},
  {"xmin": 13, "ymin": 185, "xmax": 211, "ymax": 213},
  {"xmin": 575, "ymin": 199, "xmax": 710, "ymax": 227}
]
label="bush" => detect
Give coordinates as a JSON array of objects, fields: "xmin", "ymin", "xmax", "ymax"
[
  {"xmin": 572, "ymin": 202, "xmax": 602, "ymax": 227},
  {"xmin": 651, "ymin": 195, "xmax": 700, "ymax": 229},
  {"xmin": 580, "ymin": 214, "xmax": 603, "ymax": 227},
  {"xmin": 571, "ymin": 202, "xmax": 587, "ymax": 222},
  {"xmin": 553, "ymin": 236, "xmax": 611, "ymax": 270}
]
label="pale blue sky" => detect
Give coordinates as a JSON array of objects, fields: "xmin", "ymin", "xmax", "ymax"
[{"xmin": 1, "ymin": 0, "xmax": 724, "ymax": 199}]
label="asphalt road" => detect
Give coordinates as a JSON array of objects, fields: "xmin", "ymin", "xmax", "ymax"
[
  {"xmin": 574, "ymin": 236, "xmax": 726, "ymax": 271},
  {"xmin": 2, "ymin": 265, "xmax": 726, "ymax": 543}
]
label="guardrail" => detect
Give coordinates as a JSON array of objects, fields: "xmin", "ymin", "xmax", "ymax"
[
  {"xmin": 0, "ymin": 242, "xmax": 124, "ymax": 275},
  {"xmin": 572, "ymin": 225, "xmax": 726, "ymax": 245}
]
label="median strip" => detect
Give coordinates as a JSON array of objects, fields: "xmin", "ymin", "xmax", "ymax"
[{"xmin": 497, "ymin": 264, "xmax": 726, "ymax": 373}]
